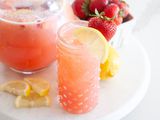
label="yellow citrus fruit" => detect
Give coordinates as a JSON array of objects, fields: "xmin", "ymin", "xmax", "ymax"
[
  {"xmin": 24, "ymin": 78, "xmax": 50, "ymax": 97},
  {"xmin": 100, "ymin": 46, "xmax": 120, "ymax": 80},
  {"xmin": 15, "ymin": 91, "xmax": 51, "ymax": 108},
  {"xmin": 74, "ymin": 27, "xmax": 110, "ymax": 64},
  {"xmin": 0, "ymin": 84, "xmax": 3, "ymax": 91},
  {"xmin": 1, "ymin": 80, "xmax": 31, "ymax": 96}
]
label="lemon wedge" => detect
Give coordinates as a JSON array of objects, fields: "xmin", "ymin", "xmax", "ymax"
[
  {"xmin": 74, "ymin": 27, "xmax": 110, "ymax": 63},
  {"xmin": 24, "ymin": 78, "xmax": 50, "ymax": 97},
  {"xmin": 1, "ymin": 80, "xmax": 31, "ymax": 96},
  {"xmin": 100, "ymin": 46, "xmax": 120, "ymax": 80},
  {"xmin": 15, "ymin": 91, "xmax": 51, "ymax": 108}
]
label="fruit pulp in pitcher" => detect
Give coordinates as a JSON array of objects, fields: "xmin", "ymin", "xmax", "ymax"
[{"xmin": 0, "ymin": 0, "xmax": 75, "ymax": 71}]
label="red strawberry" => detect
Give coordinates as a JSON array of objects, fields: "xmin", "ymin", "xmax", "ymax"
[
  {"xmin": 89, "ymin": 0, "xmax": 108, "ymax": 13},
  {"xmin": 87, "ymin": 16, "xmax": 92, "ymax": 21},
  {"xmin": 103, "ymin": 3, "xmax": 122, "ymax": 25},
  {"xmin": 88, "ymin": 17, "xmax": 117, "ymax": 41},
  {"xmin": 104, "ymin": 3, "xmax": 119, "ymax": 18},
  {"xmin": 114, "ymin": 16, "xmax": 123, "ymax": 25},
  {"xmin": 72, "ymin": 0, "xmax": 90, "ymax": 19},
  {"xmin": 109, "ymin": 0, "xmax": 119, "ymax": 4},
  {"xmin": 118, "ymin": 1, "xmax": 129, "ymax": 18}
]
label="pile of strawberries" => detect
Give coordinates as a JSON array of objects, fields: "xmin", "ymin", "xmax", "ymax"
[{"xmin": 72, "ymin": 0, "xmax": 130, "ymax": 41}]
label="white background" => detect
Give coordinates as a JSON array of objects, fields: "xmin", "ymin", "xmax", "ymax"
[
  {"xmin": 0, "ymin": 0, "xmax": 160, "ymax": 120},
  {"xmin": 123, "ymin": 0, "xmax": 160, "ymax": 119}
]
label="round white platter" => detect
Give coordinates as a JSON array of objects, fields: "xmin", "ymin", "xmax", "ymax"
[{"xmin": 0, "ymin": 35, "xmax": 151, "ymax": 120}]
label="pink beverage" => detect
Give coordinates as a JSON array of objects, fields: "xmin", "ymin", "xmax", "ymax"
[
  {"xmin": 0, "ymin": 0, "xmax": 76, "ymax": 74},
  {"xmin": 57, "ymin": 21, "xmax": 100, "ymax": 114}
]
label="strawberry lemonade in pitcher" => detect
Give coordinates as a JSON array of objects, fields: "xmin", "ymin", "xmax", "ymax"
[{"xmin": 0, "ymin": 0, "xmax": 76, "ymax": 74}]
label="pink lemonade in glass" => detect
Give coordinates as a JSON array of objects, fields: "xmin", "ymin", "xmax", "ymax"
[
  {"xmin": 57, "ymin": 21, "xmax": 100, "ymax": 114},
  {"xmin": 0, "ymin": 0, "xmax": 76, "ymax": 73}
]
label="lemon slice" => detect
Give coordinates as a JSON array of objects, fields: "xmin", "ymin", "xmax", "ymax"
[
  {"xmin": 24, "ymin": 78, "xmax": 50, "ymax": 97},
  {"xmin": 15, "ymin": 91, "xmax": 51, "ymax": 108},
  {"xmin": 74, "ymin": 27, "xmax": 110, "ymax": 63},
  {"xmin": 0, "ymin": 84, "xmax": 3, "ymax": 91},
  {"xmin": 1, "ymin": 80, "xmax": 31, "ymax": 96},
  {"xmin": 100, "ymin": 46, "xmax": 120, "ymax": 80}
]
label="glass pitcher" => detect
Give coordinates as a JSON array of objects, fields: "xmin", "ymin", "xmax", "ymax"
[{"xmin": 0, "ymin": 0, "xmax": 76, "ymax": 74}]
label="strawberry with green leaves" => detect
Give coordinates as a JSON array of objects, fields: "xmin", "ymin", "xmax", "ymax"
[
  {"xmin": 88, "ymin": 10, "xmax": 117, "ymax": 41},
  {"xmin": 109, "ymin": 0, "xmax": 129, "ymax": 18},
  {"xmin": 104, "ymin": 3, "xmax": 122, "ymax": 25},
  {"xmin": 118, "ymin": 1, "xmax": 129, "ymax": 18},
  {"xmin": 72, "ymin": 0, "xmax": 90, "ymax": 19},
  {"xmin": 104, "ymin": 3, "xmax": 119, "ymax": 19},
  {"xmin": 88, "ymin": 17, "xmax": 117, "ymax": 41}
]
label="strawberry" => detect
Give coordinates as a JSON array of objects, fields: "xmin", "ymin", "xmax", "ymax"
[
  {"xmin": 104, "ymin": 3, "xmax": 123, "ymax": 25},
  {"xmin": 89, "ymin": 0, "xmax": 108, "ymax": 13},
  {"xmin": 104, "ymin": 3, "xmax": 119, "ymax": 19},
  {"xmin": 87, "ymin": 16, "xmax": 92, "ymax": 21},
  {"xmin": 118, "ymin": 1, "xmax": 129, "ymax": 18},
  {"xmin": 114, "ymin": 16, "xmax": 123, "ymax": 25},
  {"xmin": 72, "ymin": 0, "xmax": 90, "ymax": 19},
  {"xmin": 88, "ymin": 17, "xmax": 117, "ymax": 41},
  {"xmin": 109, "ymin": 0, "xmax": 119, "ymax": 4}
]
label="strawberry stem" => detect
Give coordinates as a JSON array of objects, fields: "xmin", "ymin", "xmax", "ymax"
[
  {"xmin": 89, "ymin": 9, "xmax": 116, "ymax": 21},
  {"xmin": 95, "ymin": 9, "xmax": 100, "ymax": 16},
  {"xmin": 120, "ymin": 0, "xmax": 125, "ymax": 2},
  {"xmin": 104, "ymin": 16, "xmax": 115, "ymax": 21},
  {"xmin": 119, "ymin": 9, "xmax": 124, "ymax": 17},
  {"xmin": 89, "ymin": 9, "xmax": 105, "ymax": 18},
  {"xmin": 100, "ymin": 12, "xmax": 105, "ymax": 16},
  {"xmin": 82, "ymin": 0, "xmax": 90, "ymax": 16},
  {"xmin": 89, "ymin": 14, "xmax": 97, "ymax": 17}
]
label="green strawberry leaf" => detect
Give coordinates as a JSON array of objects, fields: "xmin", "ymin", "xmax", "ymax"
[
  {"xmin": 119, "ymin": 9, "xmax": 125, "ymax": 17},
  {"xmin": 82, "ymin": 0, "xmax": 90, "ymax": 16}
]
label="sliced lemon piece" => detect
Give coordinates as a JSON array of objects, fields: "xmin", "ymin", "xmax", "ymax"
[
  {"xmin": 15, "ymin": 91, "xmax": 51, "ymax": 108},
  {"xmin": 100, "ymin": 46, "xmax": 120, "ymax": 80},
  {"xmin": 0, "ymin": 84, "xmax": 3, "ymax": 91},
  {"xmin": 1, "ymin": 80, "xmax": 31, "ymax": 96},
  {"xmin": 24, "ymin": 78, "xmax": 50, "ymax": 97},
  {"xmin": 74, "ymin": 27, "xmax": 110, "ymax": 63}
]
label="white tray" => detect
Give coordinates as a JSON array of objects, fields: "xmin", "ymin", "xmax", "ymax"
[{"xmin": 0, "ymin": 35, "xmax": 151, "ymax": 120}]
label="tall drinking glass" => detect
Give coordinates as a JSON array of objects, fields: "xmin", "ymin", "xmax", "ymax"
[{"xmin": 57, "ymin": 21, "xmax": 100, "ymax": 114}]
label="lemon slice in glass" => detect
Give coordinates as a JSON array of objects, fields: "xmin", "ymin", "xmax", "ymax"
[
  {"xmin": 1, "ymin": 80, "xmax": 31, "ymax": 96},
  {"xmin": 74, "ymin": 27, "xmax": 110, "ymax": 64},
  {"xmin": 100, "ymin": 46, "xmax": 120, "ymax": 80},
  {"xmin": 24, "ymin": 78, "xmax": 50, "ymax": 97},
  {"xmin": 15, "ymin": 91, "xmax": 51, "ymax": 108}
]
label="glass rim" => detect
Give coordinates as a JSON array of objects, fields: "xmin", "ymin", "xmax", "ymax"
[
  {"xmin": 57, "ymin": 20, "xmax": 89, "ymax": 50},
  {"xmin": 0, "ymin": 0, "xmax": 65, "ymax": 25}
]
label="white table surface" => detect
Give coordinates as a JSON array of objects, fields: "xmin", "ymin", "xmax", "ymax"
[
  {"xmin": 0, "ymin": 0, "xmax": 160, "ymax": 120},
  {"xmin": 123, "ymin": 0, "xmax": 160, "ymax": 119}
]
